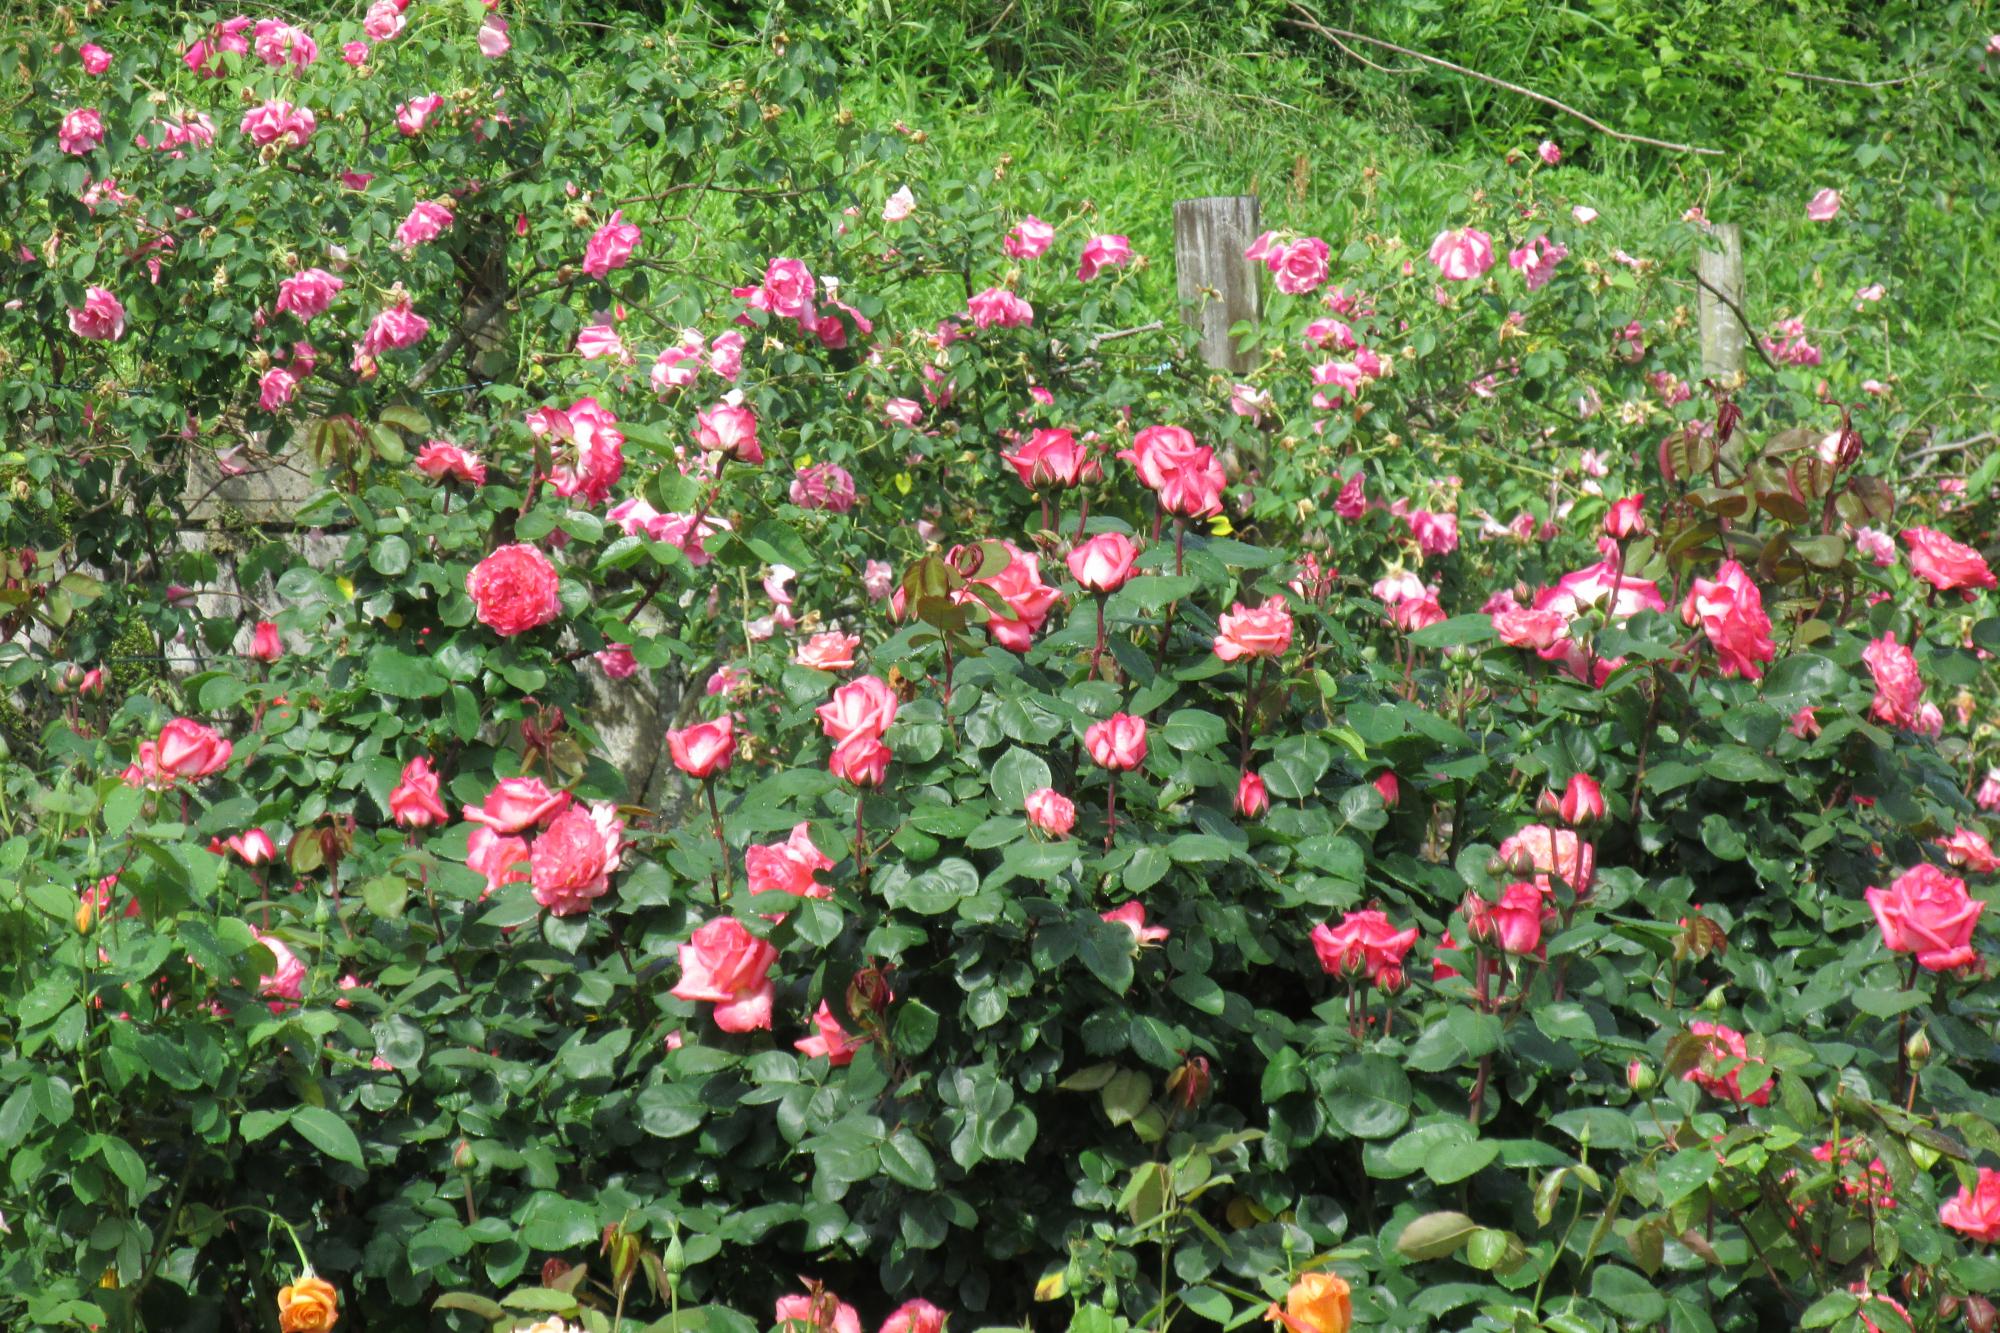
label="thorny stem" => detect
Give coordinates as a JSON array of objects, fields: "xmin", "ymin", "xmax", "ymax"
[
  {"xmin": 1105, "ymin": 772, "xmax": 1119, "ymax": 851},
  {"xmin": 1089, "ymin": 596, "xmax": 1108, "ymax": 679},
  {"xmin": 704, "ymin": 780, "xmax": 727, "ymax": 906},
  {"xmin": 853, "ymin": 792, "xmax": 870, "ymax": 890}
]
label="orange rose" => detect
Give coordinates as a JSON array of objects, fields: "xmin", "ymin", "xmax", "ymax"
[
  {"xmin": 277, "ymin": 1274, "xmax": 340, "ymax": 1333},
  {"xmin": 1265, "ymin": 1271, "xmax": 1352, "ymax": 1333}
]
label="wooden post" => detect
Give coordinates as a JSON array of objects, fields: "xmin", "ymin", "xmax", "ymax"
[
  {"xmin": 1696, "ymin": 223, "xmax": 1746, "ymax": 382},
  {"xmin": 1173, "ymin": 196, "xmax": 1261, "ymax": 374}
]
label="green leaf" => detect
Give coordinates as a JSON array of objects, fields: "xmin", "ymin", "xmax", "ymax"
[
  {"xmin": 1395, "ymin": 1210, "xmax": 1479, "ymax": 1261},
  {"xmin": 364, "ymin": 645, "xmax": 446, "ymax": 699},
  {"xmin": 879, "ymin": 1130, "xmax": 938, "ymax": 1189},
  {"xmin": 990, "ymin": 746, "xmax": 1053, "ymax": 810},
  {"xmin": 1077, "ymin": 920, "xmax": 1136, "ymax": 994},
  {"xmin": 1324, "ymin": 1054, "xmax": 1410, "ymax": 1139},
  {"xmin": 291, "ymin": 1106, "xmax": 365, "ymax": 1168}
]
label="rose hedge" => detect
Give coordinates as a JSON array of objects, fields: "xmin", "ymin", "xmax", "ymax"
[{"xmin": 2, "ymin": 6, "xmax": 2000, "ymax": 1333}]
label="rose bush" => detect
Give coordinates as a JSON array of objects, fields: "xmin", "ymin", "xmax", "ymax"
[{"xmin": 2, "ymin": 5, "xmax": 2000, "ymax": 1333}]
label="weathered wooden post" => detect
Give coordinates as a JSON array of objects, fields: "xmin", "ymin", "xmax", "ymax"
[
  {"xmin": 1173, "ymin": 195, "xmax": 1262, "ymax": 374},
  {"xmin": 1696, "ymin": 222, "xmax": 1746, "ymax": 382}
]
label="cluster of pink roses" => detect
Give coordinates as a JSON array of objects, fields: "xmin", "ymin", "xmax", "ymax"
[{"xmin": 816, "ymin": 675, "xmax": 899, "ymax": 787}]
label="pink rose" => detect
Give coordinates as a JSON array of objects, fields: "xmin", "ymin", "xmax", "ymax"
[
  {"xmin": 414, "ymin": 440, "xmax": 486, "ymax": 486},
  {"xmin": 1067, "ymin": 532, "xmax": 1138, "ymax": 593},
  {"xmin": 1555, "ymin": 773, "xmax": 1605, "ymax": 825},
  {"xmin": 529, "ymin": 802, "xmax": 625, "ymax": 916},
  {"xmin": 363, "ymin": 0, "xmax": 405, "ymax": 40},
  {"xmin": 477, "ymin": 15, "xmax": 511, "ymax": 57},
  {"xmin": 1853, "ymin": 526, "xmax": 1897, "ymax": 566},
  {"xmin": 358, "ymin": 300, "xmax": 429, "ymax": 357},
  {"xmin": 1683, "ymin": 1020, "xmax": 1771, "ymax": 1106},
  {"xmin": 466, "ymin": 544, "xmax": 562, "ymax": 637},
  {"xmin": 1605, "ymin": 495, "xmax": 1646, "ymax": 539},
  {"xmin": 1001, "ymin": 427, "xmax": 1099, "ymax": 490},
  {"xmin": 67, "ymin": 286, "xmax": 126, "ymax": 341},
  {"xmin": 79, "ymin": 43, "xmax": 112, "ymax": 74},
  {"xmin": 395, "ymin": 94, "xmax": 445, "ymax": 137},
  {"xmin": 1865, "ymin": 863, "xmax": 1983, "ymax": 971},
  {"xmin": 773, "ymin": 1291, "xmax": 861, "ymax": 1333},
  {"xmin": 1272, "ymin": 237, "xmax": 1331, "ymax": 295},
  {"xmin": 881, "ymin": 1300, "xmax": 948, "ymax": 1333},
  {"xmin": 595, "ymin": 645, "xmax": 638, "ymax": 679},
  {"xmin": 1497, "ymin": 824, "xmax": 1593, "ymax": 894},
  {"xmin": 247, "ymin": 620, "xmax": 284, "ymax": 663},
  {"xmin": 396, "ymin": 200, "xmax": 454, "ymax": 250},
  {"xmin": 882, "ymin": 184, "xmax": 916, "ymax": 222},
  {"xmin": 828, "ymin": 733, "xmax": 891, "ymax": 787},
  {"xmin": 1537, "ymin": 139, "xmax": 1561, "ymax": 165},
  {"xmin": 1406, "ymin": 509, "xmax": 1459, "ymax": 557},
  {"xmin": 706, "ymin": 330, "xmax": 744, "ymax": 381},
  {"xmin": 1213, "ymin": 596, "xmax": 1293, "ymax": 662},
  {"xmin": 466, "ymin": 827, "xmax": 530, "ymax": 899},
  {"xmin": 157, "ymin": 718, "xmax": 232, "ymax": 778},
  {"xmin": 257, "ymin": 368, "xmax": 297, "ymax": 412},
  {"xmin": 583, "ymin": 210, "xmax": 641, "ymax": 279},
  {"xmin": 1077, "ymin": 233, "xmax": 1133, "ymax": 282},
  {"xmin": 1025, "ymin": 788, "xmax": 1075, "ymax": 837},
  {"xmin": 58, "ymin": 107, "xmax": 104, "ymax": 155},
  {"xmin": 1901, "ymin": 526, "xmax": 1996, "ymax": 596},
  {"xmin": 1311, "ymin": 909, "xmax": 1419, "ymax": 986},
  {"xmin": 789, "ymin": 462, "xmax": 857, "ymax": 512},
  {"xmin": 695, "ymin": 402, "xmax": 761, "ymax": 464},
  {"xmin": 239, "ymin": 99, "xmax": 315, "ymax": 148},
  {"xmin": 575, "ymin": 324, "xmax": 628, "ymax": 362},
  {"xmin": 761, "ymin": 257, "xmax": 816, "ymax": 319},
  {"xmin": 671, "ymin": 917, "xmax": 777, "ymax": 1032},
  {"xmin": 960, "ymin": 541, "xmax": 1061, "ymax": 650},
  {"xmin": 1428, "ymin": 227, "xmax": 1495, "ymax": 281},
  {"xmin": 1465, "ymin": 881, "xmax": 1552, "ymax": 956},
  {"xmin": 1004, "ymin": 215, "xmax": 1054, "ymax": 260},
  {"xmin": 794, "ymin": 1000, "xmax": 862, "ymax": 1065},
  {"xmin": 223, "ymin": 829, "xmax": 276, "ymax": 865},
  {"xmin": 1789, "ymin": 706, "xmax": 1821, "ymax": 740},
  {"xmin": 1492, "ymin": 605, "xmax": 1567, "ymax": 650},
  {"xmin": 1084, "ymin": 713, "xmax": 1147, "ymax": 771},
  {"xmin": 252, "ymin": 20, "xmax": 317, "ymax": 69},
  {"xmin": 1102, "ymin": 901, "xmax": 1170, "ymax": 947},
  {"xmin": 1681, "ymin": 560, "xmax": 1775, "ymax": 680},
  {"xmin": 1941, "ymin": 1168, "xmax": 2000, "ymax": 1243},
  {"xmin": 389, "ymin": 756, "xmax": 449, "ymax": 827},
  {"xmin": 967, "ymin": 286, "xmax": 1034, "ymax": 329},
  {"xmin": 794, "ymin": 632, "xmax": 860, "ymax": 672},
  {"xmin": 1236, "ymin": 770, "xmax": 1269, "ymax": 818},
  {"xmin": 251, "ymin": 929, "xmax": 306, "ymax": 1012},
  {"xmin": 463, "ymin": 776, "xmax": 571, "ymax": 835},
  {"xmin": 1806, "ymin": 188, "xmax": 1841, "ymax": 221},
  {"xmin": 863, "ymin": 560, "xmax": 895, "ymax": 601},
  {"xmin": 747, "ymin": 822, "xmax": 835, "ymax": 904},
  {"xmin": 1937, "ymin": 827, "xmax": 2000, "ymax": 876},
  {"xmin": 276, "ymin": 268, "xmax": 343, "ymax": 321},
  {"xmin": 816, "ymin": 675, "xmax": 898, "ymax": 742},
  {"xmin": 667, "ymin": 716, "xmax": 737, "ymax": 779},
  {"xmin": 341, "ymin": 40, "xmax": 370, "ymax": 66},
  {"xmin": 1862, "ymin": 633, "xmax": 1925, "ymax": 729}
]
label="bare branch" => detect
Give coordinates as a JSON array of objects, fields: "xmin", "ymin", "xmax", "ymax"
[
  {"xmin": 1280, "ymin": 4, "xmax": 1725, "ymax": 157},
  {"xmin": 1781, "ymin": 69, "xmax": 1931, "ymax": 90}
]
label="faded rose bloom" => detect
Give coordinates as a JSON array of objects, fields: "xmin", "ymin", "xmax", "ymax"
[
  {"xmin": 794, "ymin": 632, "xmax": 860, "ymax": 672},
  {"xmin": 395, "ymin": 94, "xmax": 445, "ymax": 137},
  {"xmin": 1406, "ymin": 509, "xmax": 1459, "ymax": 557},
  {"xmin": 967, "ymin": 286, "xmax": 1034, "ymax": 329},
  {"xmin": 883, "ymin": 398, "xmax": 923, "ymax": 428},
  {"xmin": 467, "ymin": 544, "xmax": 562, "ymax": 637},
  {"xmin": 667, "ymin": 716, "xmax": 736, "ymax": 779},
  {"xmin": 389, "ymin": 756, "xmax": 449, "ymax": 827},
  {"xmin": 1102, "ymin": 901, "xmax": 1170, "ymax": 947},
  {"xmin": 795, "ymin": 1000, "xmax": 862, "ymax": 1065},
  {"xmin": 1806, "ymin": 188, "xmax": 1841, "ymax": 221},
  {"xmin": 1681, "ymin": 560, "xmax": 1776, "ymax": 680},
  {"xmin": 276, "ymin": 268, "xmax": 343, "ymax": 321},
  {"xmin": 1428, "ymin": 226, "xmax": 1494, "ymax": 281},
  {"xmin": 1866, "ymin": 863, "xmax": 1983, "ymax": 971},
  {"xmin": 68, "ymin": 286, "xmax": 126, "ymax": 341},
  {"xmin": 1004, "ymin": 215, "xmax": 1055, "ymax": 259},
  {"xmin": 583, "ymin": 210, "xmax": 640, "ymax": 279},
  {"xmin": 1937, "ymin": 827, "xmax": 2000, "ymax": 875},
  {"xmin": 863, "ymin": 560, "xmax": 895, "ymax": 601},
  {"xmin": 672, "ymin": 917, "xmax": 777, "ymax": 1032},
  {"xmin": 1941, "ymin": 1168, "xmax": 2000, "ymax": 1243},
  {"xmin": 789, "ymin": 462, "xmax": 857, "ymax": 512},
  {"xmin": 396, "ymin": 200, "xmax": 453, "ymax": 250},
  {"xmin": 1862, "ymin": 633, "xmax": 1925, "ymax": 729},
  {"xmin": 595, "ymin": 645, "xmax": 638, "ymax": 679},
  {"xmin": 463, "ymin": 776, "xmax": 571, "ymax": 835},
  {"xmin": 1312, "ymin": 909, "xmax": 1418, "ymax": 986},
  {"xmin": 258, "ymin": 368, "xmax": 298, "ymax": 412},
  {"xmin": 1978, "ymin": 769, "xmax": 2000, "ymax": 812},
  {"xmin": 747, "ymin": 822, "xmax": 834, "ymax": 904},
  {"xmin": 1537, "ymin": 139, "xmax": 1561, "ymax": 165},
  {"xmin": 1901, "ymin": 526, "xmax": 1996, "ymax": 597},
  {"xmin": 466, "ymin": 826, "xmax": 530, "ymax": 899},
  {"xmin": 1077, "ymin": 233, "xmax": 1133, "ymax": 282},
  {"xmin": 1213, "ymin": 597, "xmax": 1294, "ymax": 662},
  {"xmin": 58, "ymin": 107, "xmax": 104, "ymax": 155},
  {"xmin": 881, "ymin": 184, "xmax": 916, "ymax": 222},
  {"xmin": 1853, "ymin": 526, "xmax": 1897, "ymax": 566},
  {"xmin": 1025, "ymin": 787, "xmax": 1076, "ymax": 837},
  {"xmin": 1684, "ymin": 1020, "xmax": 1772, "ymax": 1106},
  {"xmin": 414, "ymin": 440, "xmax": 486, "ymax": 486},
  {"xmin": 477, "ymin": 15, "xmax": 510, "ymax": 57},
  {"xmin": 529, "ymin": 802, "xmax": 624, "ymax": 916}
]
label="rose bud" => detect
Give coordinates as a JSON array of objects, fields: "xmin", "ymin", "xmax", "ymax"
[
  {"xmin": 1373, "ymin": 772, "xmax": 1400, "ymax": 808},
  {"xmin": 1557, "ymin": 772, "xmax": 1605, "ymax": 825},
  {"xmin": 1627, "ymin": 1060, "xmax": 1656, "ymax": 1092},
  {"xmin": 1235, "ymin": 770, "xmax": 1269, "ymax": 819}
]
